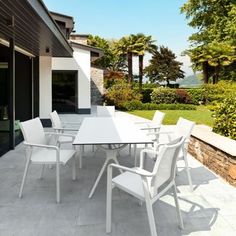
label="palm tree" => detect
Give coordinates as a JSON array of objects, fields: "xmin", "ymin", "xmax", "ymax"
[
  {"xmin": 131, "ymin": 33, "xmax": 157, "ymax": 90},
  {"xmin": 115, "ymin": 36, "xmax": 138, "ymax": 84}
]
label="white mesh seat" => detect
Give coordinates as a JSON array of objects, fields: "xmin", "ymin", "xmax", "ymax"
[
  {"xmin": 106, "ymin": 137, "xmax": 185, "ymax": 236},
  {"xmin": 19, "ymin": 117, "xmax": 76, "ymax": 203}
]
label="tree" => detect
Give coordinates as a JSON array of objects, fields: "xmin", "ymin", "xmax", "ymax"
[
  {"xmin": 115, "ymin": 35, "xmax": 141, "ymax": 84},
  {"xmin": 131, "ymin": 33, "xmax": 157, "ymax": 90},
  {"xmin": 87, "ymin": 35, "xmax": 126, "ymax": 71},
  {"xmin": 145, "ymin": 46, "xmax": 185, "ymax": 86},
  {"xmin": 181, "ymin": 0, "xmax": 236, "ymax": 83}
]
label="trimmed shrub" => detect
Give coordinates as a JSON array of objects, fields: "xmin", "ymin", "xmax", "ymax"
[
  {"xmin": 122, "ymin": 100, "xmax": 143, "ymax": 111},
  {"xmin": 123, "ymin": 101, "xmax": 196, "ymax": 111},
  {"xmin": 176, "ymin": 89, "xmax": 192, "ymax": 104},
  {"xmin": 151, "ymin": 87, "xmax": 177, "ymax": 104},
  {"xmin": 104, "ymin": 80, "xmax": 142, "ymax": 108},
  {"xmin": 186, "ymin": 88, "xmax": 208, "ymax": 105},
  {"xmin": 213, "ymin": 95, "xmax": 236, "ymax": 140},
  {"xmin": 141, "ymin": 88, "xmax": 154, "ymax": 103}
]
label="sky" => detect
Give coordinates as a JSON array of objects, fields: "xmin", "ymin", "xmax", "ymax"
[{"xmin": 44, "ymin": 0, "xmax": 194, "ymax": 76}]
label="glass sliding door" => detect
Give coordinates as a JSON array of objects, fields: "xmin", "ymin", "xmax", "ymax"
[
  {"xmin": 52, "ymin": 71, "xmax": 78, "ymax": 113},
  {"xmin": 0, "ymin": 62, "xmax": 10, "ymax": 155}
]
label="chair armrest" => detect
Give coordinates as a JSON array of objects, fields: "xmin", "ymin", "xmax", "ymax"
[
  {"xmin": 146, "ymin": 130, "xmax": 173, "ymax": 136},
  {"xmin": 23, "ymin": 142, "xmax": 59, "ymax": 151},
  {"xmin": 62, "ymin": 121, "xmax": 81, "ymax": 125},
  {"xmin": 141, "ymin": 125, "xmax": 161, "ymax": 131},
  {"xmin": 139, "ymin": 148, "xmax": 160, "ymax": 168},
  {"xmin": 45, "ymin": 132, "xmax": 76, "ymax": 138},
  {"xmin": 135, "ymin": 121, "xmax": 151, "ymax": 125},
  {"xmin": 109, "ymin": 163, "xmax": 154, "ymax": 177},
  {"xmin": 53, "ymin": 127, "xmax": 79, "ymax": 132}
]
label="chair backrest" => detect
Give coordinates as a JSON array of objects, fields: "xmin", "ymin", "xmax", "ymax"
[
  {"xmin": 97, "ymin": 106, "xmax": 115, "ymax": 117},
  {"xmin": 152, "ymin": 111, "xmax": 165, "ymax": 126},
  {"xmin": 174, "ymin": 117, "xmax": 195, "ymax": 140},
  {"xmin": 20, "ymin": 117, "xmax": 46, "ymax": 145},
  {"xmin": 149, "ymin": 136, "xmax": 185, "ymax": 197},
  {"xmin": 50, "ymin": 110, "xmax": 62, "ymax": 129}
]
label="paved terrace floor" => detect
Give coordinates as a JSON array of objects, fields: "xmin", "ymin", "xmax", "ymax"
[{"xmin": 0, "ymin": 110, "xmax": 236, "ymax": 236}]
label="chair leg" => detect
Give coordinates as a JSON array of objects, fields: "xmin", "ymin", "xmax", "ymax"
[
  {"xmin": 72, "ymin": 156, "xmax": 76, "ymax": 180},
  {"xmin": 183, "ymin": 153, "xmax": 193, "ymax": 191},
  {"xmin": 56, "ymin": 163, "xmax": 60, "ymax": 203},
  {"xmin": 129, "ymin": 144, "xmax": 131, "ymax": 156},
  {"xmin": 145, "ymin": 198, "xmax": 158, "ymax": 236},
  {"xmin": 173, "ymin": 183, "xmax": 184, "ymax": 229},
  {"xmin": 19, "ymin": 158, "xmax": 31, "ymax": 198},
  {"xmin": 79, "ymin": 145, "xmax": 83, "ymax": 169},
  {"xmin": 106, "ymin": 166, "xmax": 113, "ymax": 233},
  {"xmin": 134, "ymin": 144, "xmax": 138, "ymax": 166},
  {"xmin": 39, "ymin": 164, "xmax": 45, "ymax": 179}
]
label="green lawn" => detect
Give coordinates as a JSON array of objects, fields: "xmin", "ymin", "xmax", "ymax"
[{"xmin": 129, "ymin": 106, "xmax": 213, "ymax": 126}]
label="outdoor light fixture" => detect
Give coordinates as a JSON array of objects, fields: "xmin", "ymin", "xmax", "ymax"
[{"xmin": 45, "ymin": 46, "xmax": 50, "ymax": 53}]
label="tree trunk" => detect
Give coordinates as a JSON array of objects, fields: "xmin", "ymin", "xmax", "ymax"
[
  {"xmin": 213, "ymin": 65, "xmax": 220, "ymax": 84},
  {"xmin": 166, "ymin": 78, "xmax": 170, "ymax": 86},
  {"xmin": 138, "ymin": 55, "xmax": 143, "ymax": 91},
  {"xmin": 127, "ymin": 52, "xmax": 133, "ymax": 84},
  {"xmin": 202, "ymin": 61, "xmax": 209, "ymax": 84}
]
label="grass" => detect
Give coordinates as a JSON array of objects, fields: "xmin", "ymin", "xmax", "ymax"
[{"xmin": 129, "ymin": 106, "xmax": 214, "ymax": 126}]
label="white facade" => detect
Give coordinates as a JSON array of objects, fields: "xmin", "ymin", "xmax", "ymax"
[
  {"xmin": 39, "ymin": 47, "xmax": 91, "ymax": 118},
  {"xmin": 39, "ymin": 56, "xmax": 52, "ymax": 118}
]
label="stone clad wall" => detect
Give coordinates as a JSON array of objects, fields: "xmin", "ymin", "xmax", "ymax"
[
  {"xmin": 189, "ymin": 130, "xmax": 236, "ymax": 187},
  {"xmin": 91, "ymin": 67, "xmax": 104, "ymax": 105}
]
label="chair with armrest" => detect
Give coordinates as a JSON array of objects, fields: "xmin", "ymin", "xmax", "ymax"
[
  {"xmin": 50, "ymin": 110, "xmax": 83, "ymax": 168},
  {"xmin": 148, "ymin": 117, "xmax": 195, "ymax": 191},
  {"xmin": 106, "ymin": 136, "xmax": 185, "ymax": 236},
  {"xmin": 19, "ymin": 117, "xmax": 76, "ymax": 203}
]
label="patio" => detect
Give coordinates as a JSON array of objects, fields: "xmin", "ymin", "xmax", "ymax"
[{"xmin": 0, "ymin": 111, "xmax": 236, "ymax": 236}]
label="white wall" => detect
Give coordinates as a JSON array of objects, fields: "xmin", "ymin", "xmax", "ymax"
[
  {"xmin": 52, "ymin": 48, "xmax": 91, "ymax": 110},
  {"xmin": 39, "ymin": 56, "xmax": 52, "ymax": 118}
]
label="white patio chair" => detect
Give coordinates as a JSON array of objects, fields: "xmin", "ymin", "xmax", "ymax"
[
  {"xmin": 50, "ymin": 110, "xmax": 83, "ymax": 168},
  {"xmin": 106, "ymin": 136, "xmax": 185, "ymax": 236},
  {"xmin": 96, "ymin": 105, "xmax": 115, "ymax": 117},
  {"xmin": 19, "ymin": 117, "xmax": 76, "ymax": 203},
  {"xmin": 149, "ymin": 117, "xmax": 195, "ymax": 191}
]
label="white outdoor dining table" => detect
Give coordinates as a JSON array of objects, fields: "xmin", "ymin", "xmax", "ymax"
[{"xmin": 73, "ymin": 117, "xmax": 153, "ymax": 198}]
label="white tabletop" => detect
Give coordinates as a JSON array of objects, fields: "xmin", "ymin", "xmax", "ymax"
[{"xmin": 73, "ymin": 117, "xmax": 153, "ymax": 145}]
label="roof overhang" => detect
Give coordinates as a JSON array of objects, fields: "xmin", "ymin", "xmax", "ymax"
[
  {"xmin": 0, "ymin": 0, "xmax": 73, "ymax": 57},
  {"xmin": 70, "ymin": 41, "xmax": 104, "ymax": 58}
]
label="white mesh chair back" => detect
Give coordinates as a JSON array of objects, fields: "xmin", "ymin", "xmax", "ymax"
[
  {"xmin": 149, "ymin": 136, "xmax": 185, "ymax": 197},
  {"xmin": 97, "ymin": 106, "xmax": 115, "ymax": 117},
  {"xmin": 50, "ymin": 110, "xmax": 62, "ymax": 129},
  {"xmin": 20, "ymin": 117, "xmax": 46, "ymax": 145},
  {"xmin": 152, "ymin": 111, "xmax": 165, "ymax": 125},
  {"xmin": 174, "ymin": 117, "xmax": 195, "ymax": 139}
]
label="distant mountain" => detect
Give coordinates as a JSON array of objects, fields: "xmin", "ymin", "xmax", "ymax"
[{"xmin": 179, "ymin": 74, "xmax": 203, "ymax": 88}]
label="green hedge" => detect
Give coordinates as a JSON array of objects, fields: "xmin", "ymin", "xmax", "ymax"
[
  {"xmin": 122, "ymin": 100, "xmax": 196, "ymax": 111},
  {"xmin": 213, "ymin": 95, "xmax": 236, "ymax": 140}
]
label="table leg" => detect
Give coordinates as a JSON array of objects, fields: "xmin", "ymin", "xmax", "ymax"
[{"xmin": 88, "ymin": 149, "xmax": 118, "ymax": 199}]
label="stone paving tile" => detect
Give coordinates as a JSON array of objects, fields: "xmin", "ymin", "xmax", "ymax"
[{"xmin": 0, "ymin": 110, "xmax": 236, "ymax": 236}]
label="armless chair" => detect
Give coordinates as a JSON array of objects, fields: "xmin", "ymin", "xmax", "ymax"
[
  {"xmin": 106, "ymin": 136, "xmax": 185, "ymax": 236},
  {"xmin": 19, "ymin": 117, "xmax": 76, "ymax": 203},
  {"xmin": 149, "ymin": 117, "xmax": 195, "ymax": 191}
]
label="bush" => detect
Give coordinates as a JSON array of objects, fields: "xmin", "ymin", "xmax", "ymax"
[
  {"xmin": 151, "ymin": 87, "xmax": 177, "ymax": 104},
  {"xmin": 213, "ymin": 95, "xmax": 236, "ymax": 140},
  {"xmin": 122, "ymin": 100, "xmax": 143, "ymax": 111},
  {"xmin": 141, "ymin": 88, "xmax": 154, "ymax": 103},
  {"xmin": 122, "ymin": 101, "xmax": 196, "ymax": 111},
  {"xmin": 104, "ymin": 80, "xmax": 142, "ymax": 108},
  {"xmin": 186, "ymin": 88, "xmax": 208, "ymax": 105},
  {"xmin": 175, "ymin": 89, "xmax": 192, "ymax": 104}
]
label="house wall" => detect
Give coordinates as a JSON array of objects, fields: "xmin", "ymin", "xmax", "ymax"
[
  {"xmin": 52, "ymin": 47, "xmax": 91, "ymax": 113},
  {"xmin": 39, "ymin": 56, "xmax": 52, "ymax": 119}
]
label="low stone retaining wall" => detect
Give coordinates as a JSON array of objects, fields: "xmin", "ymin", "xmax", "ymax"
[{"xmin": 188, "ymin": 125, "xmax": 236, "ymax": 187}]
